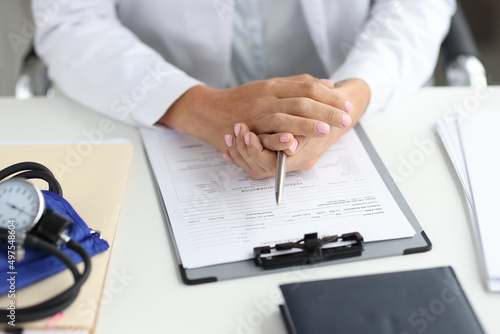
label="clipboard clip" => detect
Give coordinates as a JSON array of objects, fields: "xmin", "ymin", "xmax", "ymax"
[{"xmin": 253, "ymin": 232, "xmax": 364, "ymax": 269}]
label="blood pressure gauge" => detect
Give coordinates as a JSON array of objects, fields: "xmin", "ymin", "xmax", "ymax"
[
  {"xmin": 0, "ymin": 177, "xmax": 72, "ymax": 247},
  {"xmin": 0, "ymin": 178, "xmax": 45, "ymax": 232},
  {"xmin": 0, "ymin": 162, "xmax": 91, "ymax": 323}
]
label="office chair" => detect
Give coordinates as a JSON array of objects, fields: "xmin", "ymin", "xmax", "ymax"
[
  {"xmin": 441, "ymin": 3, "xmax": 487, "ymax": 87},
  {"xmin": 15, "ymin": 3, "xmax": 488, "ymax": 98},
  {"xmin": 15, "ymin": 47, "xmax": 52, "ymax": 99}
]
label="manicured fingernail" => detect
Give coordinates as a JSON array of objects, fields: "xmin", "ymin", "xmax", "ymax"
[
  {"xmin": 244, "ymin": 133, "xmax": 250, "ymax": 145},
  {"xmin": 234, "ymin": 123, "xmax": 241, "ymax": 136},
  {"xmin": 280, "ymin": 133, "xmax": 291, "ymax": 143},
  {"xmin": 316, "ymin": 122, "xmax": 330, "ymax": 135},
  {"xmin": 289, "ymin": 138, "xmax": 299, "ymax": 153},
  {"xmin": 225, "ymin": 134, "xmax": 233, "ymax": 147},
  {"xmin": 341, "ymin": 114, "xmax": 352, "ymax": 127},
  {"xmin": 222, "ymin": 153, "xmax": 233, "ymax": 162},
  {"xmin": 320, "ymin": 79, "xmax": 333, "ymax": 85},
  {"xmin": 344, "ymin": 101, "xmax": 353, "ymax": 113}
]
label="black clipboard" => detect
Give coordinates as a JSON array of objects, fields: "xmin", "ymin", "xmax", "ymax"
[{"xmin": 147, "ymin": 124, "xmax": 431, "ymax": 285}]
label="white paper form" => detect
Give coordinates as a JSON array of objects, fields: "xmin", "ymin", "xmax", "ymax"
[
  {"xmin": 141, "ymin": 127, "xmax": 416, "ymax": 269},
  {"xmin": 435, "ymin": 119, "xmax": 472, "ymax": 204},
  {"xmin": 457, "ymin": 109, "xmax": 500, "ymax": 291}
]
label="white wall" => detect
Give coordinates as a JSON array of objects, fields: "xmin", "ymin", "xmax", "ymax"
[{"xmin": 0, "ymin": 0, "xmax": 33, "ymax": 96}]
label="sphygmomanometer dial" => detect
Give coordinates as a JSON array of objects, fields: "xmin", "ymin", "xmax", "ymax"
[{"xmin": 0, "ymin": 178, "xmax": 45, "ymax": 232}]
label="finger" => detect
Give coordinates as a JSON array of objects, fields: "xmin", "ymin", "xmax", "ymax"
[
  {"xmin": 285, "ymin": 135, "xmax": 307, "ymax": 156},
  {"xmin": 224, "ymin": 146, "xmax": 272, "ymax": 177},
  {"xmin": 240, "ymin": 132, "xmax": 278, "ymax": 176},
  {"xmin": 280, "ymin": 98, "xmax": 353, "ymax": 128},
  {"xmin": 226, "ymin": 124, "xmax": 270, "ymax": 178},
  {"xmin": 223, "ymin": 131, "xmax": 255, "ymax": 173},
  {"xmin": 319, "ymin": 78, "xmax": 334, "ymax": 89},
  {"xmin": 275, "ymin": 73, "xmax": 318, "ymax": 83},
  {"xmin": 221, "ymin": 149, "xmax": 234, "ymax": 164},
  {"xmin": 238, "ymin": 122, "xmax": 301, "ymax": 163},
  {"xmin": 276, "ymin": 74, "xmax": 333, "ymax": 88},
  {"xmin": 271, "ymin": 80, "xmax": 351, "ymax": 113},
  {"xmin": 257, "ymin": 133, "xmax": 297, "ymax": 152},
  {"xmin": 284, "ymin": 131, "xmax": 341, "ymax": 171},
  {"xmin": 282, "ymin": 137, "xmax": 299, "ymax": 156},
  {"xmin": 224, "ymin": 140, "xmax": 256, "ymax": 175},
  {"xmin": 233, "ymin": 124, "xmax": 277, "ymax": 178},
  {"xmin": 251, "ymin": 108, "xmax": 351, "ymax": 137},
  {"xmin": 272, "ymin": 74, "xmax": 334, "ymax": 90},
  {"xmin": 249, "ymin": 98, "xmax": 352, "ymax": 134}
]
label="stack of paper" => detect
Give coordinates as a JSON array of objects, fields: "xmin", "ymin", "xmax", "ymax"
[{"xmin": 436, "ymin": 109, "xmax": 500, "ymax": 292}]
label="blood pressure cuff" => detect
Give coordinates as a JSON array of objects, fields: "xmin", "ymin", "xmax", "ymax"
[{"xmin": 0, "ymin": 190, "xmax": 109, "ymax": 295}]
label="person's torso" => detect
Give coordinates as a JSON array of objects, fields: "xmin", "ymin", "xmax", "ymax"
[{"xmin": 115, "ymin": 0, "xmax": 370, "ymax": 87}]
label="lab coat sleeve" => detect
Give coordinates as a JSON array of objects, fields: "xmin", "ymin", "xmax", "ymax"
[
  {"xmin": 330, "ymin": 0, "xmax": 456, "ymax": 116},
  {"xmin": 32, "ymin": 0, "xmax": 202, "ymax": 127}
]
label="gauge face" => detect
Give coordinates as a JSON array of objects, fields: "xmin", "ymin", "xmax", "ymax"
[{"xmin": 0, "ymin": 178, "xmax": 45, "ymax": 231}]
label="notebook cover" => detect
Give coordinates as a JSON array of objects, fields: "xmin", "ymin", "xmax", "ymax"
[{"xmin": 280, "ymin": 267, "xmax": 484, "ymax": 334}]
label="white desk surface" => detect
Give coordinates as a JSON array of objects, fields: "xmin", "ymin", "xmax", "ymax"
[{"xmin": 1, "ymin": 86, "xmax": 499, "ymax": 333}]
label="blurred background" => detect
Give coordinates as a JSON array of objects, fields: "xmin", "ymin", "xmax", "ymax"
[
  {"xmin": 0, "ymin": 0, "xmax": 499, "ymax": 96},
  {"xmin": 0, "ymin": 0, "xmax": 31, "ymax": 96},
  {"xmin": 434, "ymin": 0, "xmax": 500, "ymax": 86}
]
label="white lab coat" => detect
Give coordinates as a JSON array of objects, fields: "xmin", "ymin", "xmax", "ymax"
[{"xmin": 33, "ymin": 0, "xmax": 455, "ymax": 127}]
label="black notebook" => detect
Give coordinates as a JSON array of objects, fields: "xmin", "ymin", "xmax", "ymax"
[{"xmin": 279, "ymin": 267, "xmax": 484, "ymax": 334}]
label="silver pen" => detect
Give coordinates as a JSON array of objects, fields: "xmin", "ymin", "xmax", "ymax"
[{"xmin": 275, "ymin": 150, "xmax": 287, "ymax": 205}]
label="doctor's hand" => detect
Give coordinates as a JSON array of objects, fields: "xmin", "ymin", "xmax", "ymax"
[
  {"xmin": 158, "ymin": 74, "xmax": 353, "ymax": 153},
  {"xmin": 221, "ymin": 79, "xmax": 370, "ymax": 179}
]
